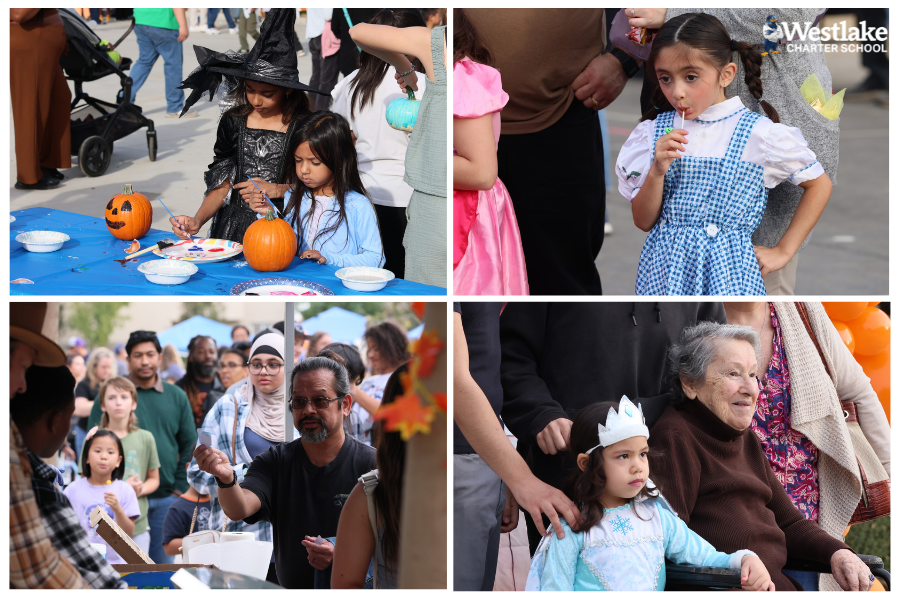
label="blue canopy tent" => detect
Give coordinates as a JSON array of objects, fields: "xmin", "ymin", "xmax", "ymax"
[
  {"xmin": 300, "ymin": 307, "xmax": 368, "ymax": 344},
  {"xmin": 157, "ymin": 315, "xmax": 234, "ymax": 354}
]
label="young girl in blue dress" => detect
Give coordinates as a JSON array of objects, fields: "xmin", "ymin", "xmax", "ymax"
[
  {"xmin": 617, "ymin": 13, "xmax": 832, "ymax": 295},
  {"xmin": 526, "ymin": 397, "xmax": 775, "ymax": 592},
  {"xmin": 249, "ymin": 111, "xmax": 384, "ymax": 268}
]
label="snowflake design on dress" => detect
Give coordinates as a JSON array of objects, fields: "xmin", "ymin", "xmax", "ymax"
[{"xmin": 610, "ymin": 514, "xmax": 634, "ymax": 536}]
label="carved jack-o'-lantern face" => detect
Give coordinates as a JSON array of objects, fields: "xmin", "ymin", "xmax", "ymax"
[{"xmin": 105, "ymin": 184, "xmax": 152, "ymax": 241}]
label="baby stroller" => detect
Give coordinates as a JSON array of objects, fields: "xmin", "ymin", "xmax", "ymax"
[{"xmin": 58, "ymin": 8, "xmax": 156, "ymax": 177}]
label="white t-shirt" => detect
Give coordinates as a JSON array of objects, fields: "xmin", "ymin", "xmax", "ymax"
[
  {"xmin": 350, "ymin": 373, "xmax": 392, "ymax": 445},
  {"xmin": 332, "ymin": 68, "xmax": 427, "ymax": 208}
]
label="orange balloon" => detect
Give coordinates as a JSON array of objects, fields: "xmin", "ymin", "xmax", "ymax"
[
  {"xmin": 846, "ymin": 307, "xmax": 891, "ymax": 356},
  {"xmin": 855, "ymin": 348, "xmax": 890, "ymax": 423},
  {"xmin": 822, "ymin": 302, "xmax": 868, "ymax": 322},
  {"xmin": 832, "ymin": 321, "xmax": 856, "ymax": 355}
]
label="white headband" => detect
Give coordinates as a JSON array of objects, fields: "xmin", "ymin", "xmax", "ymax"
[{"xmin": 585, "ymin": 395, "xmax": 650, "ymax": 455}]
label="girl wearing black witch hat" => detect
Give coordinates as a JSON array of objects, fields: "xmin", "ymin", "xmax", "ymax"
[{"xmin": 169, "ymin": 8, "xmax": 326, "ymax": 244}]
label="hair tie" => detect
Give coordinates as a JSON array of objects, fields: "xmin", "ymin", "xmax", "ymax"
[
  {"xmin": 757, "ymin": 97, "xmax": 765, "ymax": 104},
  {"xmin": 731, "ymin": 39, "xmax": 739, "ymax": 52}
]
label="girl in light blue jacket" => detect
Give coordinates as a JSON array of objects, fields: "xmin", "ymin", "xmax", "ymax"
[{"xmin": 252, "ymin": 111, "xmax": 384, "ymax": 268}]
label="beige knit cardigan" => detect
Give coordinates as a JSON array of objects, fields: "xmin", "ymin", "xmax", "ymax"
[{"xmin": 772, "ymin": 302, "xmax": 891, "ymax": 590}]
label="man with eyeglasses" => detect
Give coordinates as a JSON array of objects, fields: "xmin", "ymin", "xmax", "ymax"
[
  {"xmin": 192, "ymin": 354, "xmax": 376, "ymax": 589},
  {"xmin": 88, "ymin": 330, "xmax": 197, "ymax": 565}
]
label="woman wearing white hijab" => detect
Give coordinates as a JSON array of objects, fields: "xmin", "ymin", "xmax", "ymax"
[{"xmin": 188, "ymin": 332, "xmax": 291, "ymax": 583}]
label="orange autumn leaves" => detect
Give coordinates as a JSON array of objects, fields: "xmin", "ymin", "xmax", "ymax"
[{"xmin": 373, "ymin": 315, "xmax": 446, "ymax": 441}]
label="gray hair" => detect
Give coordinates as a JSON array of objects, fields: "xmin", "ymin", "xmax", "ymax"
[
  {"xmin": 667, "ymin": 322, "xmax": 761, "ymax": 401},
  {"xmin": 289, "ymin": 356, "xmax": 351, "ymax": 402}
]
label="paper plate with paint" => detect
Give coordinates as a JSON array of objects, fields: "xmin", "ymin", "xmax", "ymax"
[
  {"xmin": 230, "ymin": 278, "xmax": 334, "ymax": 296},
  {"xmin": 153, "ymin": 238, "xmax": 243, "ymax": 263}
]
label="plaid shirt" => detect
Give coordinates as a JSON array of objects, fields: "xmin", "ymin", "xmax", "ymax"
[
  {"xmin": 188, "ymin": 388, "xmax": 275, "ymax": 542},
  {"xmin": 10, "ymin": 420, "xmax": 86, "ymax": 589},
  {"xmin": 28, "ymin": 449, "xmax": 128, "ymax": 589}
]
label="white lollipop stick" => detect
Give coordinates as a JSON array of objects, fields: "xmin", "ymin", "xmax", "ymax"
[{"xmin": 681, "ymin": 110, "xmax": 685, "ymax": 131}]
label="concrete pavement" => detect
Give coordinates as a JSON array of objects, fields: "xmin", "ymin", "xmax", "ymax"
[{"xmin": 10, "ymin": 12, "xmax": 314, "ymax": 234}]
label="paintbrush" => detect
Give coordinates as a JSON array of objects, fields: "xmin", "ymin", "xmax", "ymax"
[
  {"xmin": 246, "ymin": 177, "xmax": 282, "ymax": 216},
  {"xmin": 125, "ymin": 239, "xmax": 188, "ymax": 259},
  {"xmin": 156, "ymin": 196, "xmax": 194, "ymax": 240}
]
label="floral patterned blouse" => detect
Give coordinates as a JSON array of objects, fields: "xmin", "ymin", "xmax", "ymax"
[{"xmin": 750, "ymin": 303, "xmax": 820, "ymax": 521}]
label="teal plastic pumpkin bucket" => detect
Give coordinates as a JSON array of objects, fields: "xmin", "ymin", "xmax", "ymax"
[{"xmin": 386, "ymin": 86, "xmax": 420, "ymax": 133}]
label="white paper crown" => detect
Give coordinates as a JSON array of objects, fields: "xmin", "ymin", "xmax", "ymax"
[{"xmin": 586, "ymin": 395, "xmax": 650, "ymax": 454}]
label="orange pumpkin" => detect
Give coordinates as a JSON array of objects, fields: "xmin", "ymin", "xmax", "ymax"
[
  {"xmin": 243, "ymin": 208, "xmax": 297, "ymax": 272},
  {"xmin": 105, "ymin": 184, "xmax": 152, "ymax": 240}
]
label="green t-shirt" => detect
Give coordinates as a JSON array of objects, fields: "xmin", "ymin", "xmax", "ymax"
[
  {"xmin": 133, "ymin": 8, "xmax": 180, "ymax": 31},
  {"xmin": 120, "ymin": 429, "xmax": 161, "ymax": 536},
  {"xmin": 88, "ymin": 379, "xmax": 197, "ymax": 498}
]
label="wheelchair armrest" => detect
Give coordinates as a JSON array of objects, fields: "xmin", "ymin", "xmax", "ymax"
[
  {"xmin": 784, "ymin": 554, "xmax": 889, "ymax": 591},
  {"xmin": 664, "ymin": 561, "xmax": 742, "ymax": 590}
]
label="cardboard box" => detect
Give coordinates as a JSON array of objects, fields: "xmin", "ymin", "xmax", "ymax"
[{"xmin": 89, "ymin": 506, "xmax": 154, "ymax": 565}]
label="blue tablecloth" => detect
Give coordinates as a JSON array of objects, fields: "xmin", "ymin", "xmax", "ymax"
[{"xmin": 10, "ymin": 208, "xmax": 445, "ymax": 296}]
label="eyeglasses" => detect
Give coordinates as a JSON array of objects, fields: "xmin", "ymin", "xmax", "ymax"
[
  {"xmin": 290, "ymin": 396, "xmax": 342, "ymax": 410},
  {"xmin": 217, "ymin": 361, "xmax": 245, "ymax": 370},
  {"xmin": 249, "ymin": 362, "xmax": 284, "ymax": 375}
]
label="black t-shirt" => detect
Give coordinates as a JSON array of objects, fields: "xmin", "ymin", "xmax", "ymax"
[
  {"xmin": 241, "ymin": 435, "xmax": 376, "ymax": 589},
  {"xmin": 73, "ymin": 379, "xmax": 98, "ymax": 432},
  {"xmin": 453, "ymin": 302, "xmax": 504, "ymax": 455},
  {"xmin": 161, "ymin": 496, "xmax": 211, "ymax": 545},
  {"xmin": 175, "ymin": 376, "xmax": 216, "ymax": 426}
]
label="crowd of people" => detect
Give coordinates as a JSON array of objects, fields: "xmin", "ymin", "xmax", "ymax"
[
  {"xmin": 453, "ymin": 9, "xmax": 888, "ymax": 296},
  {"xmin": 453, "ymin": 301, "xmax": 890, "ymax": 591},
  {"xmin": 10, "ymin": 8, "xmax": 446, "ymax": 287},
  {"xmin": 10, "ymin": 302, "xmax": 424, "ymax": 589}
]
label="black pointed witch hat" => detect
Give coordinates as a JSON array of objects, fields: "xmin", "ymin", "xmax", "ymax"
[{"xmin": 178, "ymin": 8, "xmax": 324, "ymax": 116}]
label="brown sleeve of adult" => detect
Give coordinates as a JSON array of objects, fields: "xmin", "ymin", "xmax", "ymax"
[
  {"xmin": 649, "ymin": 428, "xmax": 701, "ymax": 523},
  {"xmin": 734, "ymin": 40, "xmax": 781, "ymax": 124},
  {"xmin": 761, "ymin": 453, "xmax": 851, "ymax": 564}
]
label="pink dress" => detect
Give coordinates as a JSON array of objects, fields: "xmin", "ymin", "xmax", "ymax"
[{"xmin": 453, "ymin": 58, "xmax": 529, "ymax": 295}]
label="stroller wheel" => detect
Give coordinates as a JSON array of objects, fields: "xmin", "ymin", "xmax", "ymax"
[
  {"xmin": 78, "ymin": 135, "xmax": 112, "ymax": 177},
  {"xmin": 147, "ymin": 131, "xmax": 157, "ymax": 162}
]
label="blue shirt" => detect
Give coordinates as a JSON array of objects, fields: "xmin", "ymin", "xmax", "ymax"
[{"xmin": 244, "ymin": 427, "xmax": 279, "ymax": 462}]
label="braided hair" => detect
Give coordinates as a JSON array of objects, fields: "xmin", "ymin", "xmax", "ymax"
[{"xmin": 640, "ymin": 13, "xmax": 780, "ymax": 124}]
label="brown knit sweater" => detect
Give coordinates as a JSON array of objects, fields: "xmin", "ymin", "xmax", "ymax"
[{"xmin": 650, "ymin": 400, "xmax": 851, "ymax": 591}]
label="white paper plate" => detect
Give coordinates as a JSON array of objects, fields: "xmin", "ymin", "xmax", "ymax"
[
  {"xmin": 153, "ymin": 238, "xmax": 243, "ymax": 263},
  {"xmin": 230, "ymin": 278, "xmax": 334, "ymax": 296},
  {"xmin": 138, "ymin": 259, "xmax": 198, "ymax": 285},
  {"xmin": 16, "ymin": 230, "xmax": 70, "ymax": 253},
  {"xmin": 334, "ymin": 266, "xmax": 395, "ymax": 292}
]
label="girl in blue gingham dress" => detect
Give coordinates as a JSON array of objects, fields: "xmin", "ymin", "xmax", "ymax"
[{"xmin": 617, "ymin": 13, "xmax": 832, "ymax": 296}]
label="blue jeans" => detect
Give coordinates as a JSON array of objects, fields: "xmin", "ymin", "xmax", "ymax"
[
  {"xmin": 207, "ymin": 8, "xmax": 236, "ymax": 29},
  {"xmin": 783, "ymin": 569, "xmax": 820, "ymax": 591},
  {"xmin": 147, "ymin": 495, "xmax": 177, "ymax": 564},
  {"xmin": 129, "ymin": 24, "xmax": 184, "ymax": 114}
]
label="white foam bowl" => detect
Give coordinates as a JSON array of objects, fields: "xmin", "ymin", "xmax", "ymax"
[
  {"xmin": 334, "ymin": 266, "xmax": 395, "ymax": 292},
  {"xmin": 138, "ymin": 259, "xmax": 198, "ymax": 285},
  {"xmin": 16, "ymin": 230, "xmax": 70, "ymax": 252}
]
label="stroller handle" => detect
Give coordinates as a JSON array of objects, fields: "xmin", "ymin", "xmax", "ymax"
[{"xmin": 108, "ymin": 17, "xmax": 136, "ymax": 51}]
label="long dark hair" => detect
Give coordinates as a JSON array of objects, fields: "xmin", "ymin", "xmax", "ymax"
[
  {"xmin": 564, "ymin": 402, "xmax": 659, "ymax": 533},
  {"xmin": 453, "ymin": 8, "xmax": 493, "ymax": 66},
  {"xmin": 282, "ymin": 111, "xmax": 376, "ymax": 255},
  {"xmin": 226, "ymin": 78, "xmax": 312, "ymax": 124},
  {"xmin": 371, "ymin": 363, "xmax": 409, "ymax": 579},
  {"xmin": 319, "ymin": 343, "xmax": 365, "ymax": 385},
  {"xmin": 182, "ymin": 335, "xmax": 216, "ymax": 425},
  {"xmin": 364, "ymin": 322, "xmax": 411, "ymax": 372},
  {"xmin": 350, "ymin": 9, "xmax": 426, "ymax": 118},
  {"xmin": 640, "ymin": 13, "xmax": 779, "ymax": 124},
  {"xmin": 81, "ymin": 430, "xmax": 126, "ymax": 481}
]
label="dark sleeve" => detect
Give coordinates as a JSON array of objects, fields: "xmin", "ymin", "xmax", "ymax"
[
  {"xmin": 697, "ymin": 302, "xmax": 727, "ymax": 325},
  {"xmin": 498, "ymin": 303, "xmax": 567, "ymax": 444},
  {"xmin": 161, "ymin": 502, "xmax": 189, "ymax": 545},
  {"xmin": 453, "ymin": 302, "xmax": 461, "ymax": 313},
  {"xmin": 174, "ymin": 388, "xmax": 198, "ymax": 494},
  {"xmin": 240, "ymin": 445, "xmax": 278, "ymax": 525},
  {"xmin": 762, "ymin": 454, "xmax": 851, "ymax": 563},
  {"xmin": 204, "ymin": 114, "xmax": 240, "ymax": 197},
  {"xmin": 636, "ymin": 393, "xmax": 674, "ymax": 430},
  {"xmin": 87, "ymin": 399, "xmax": 103, "ymax": 430},
  {"xmin": 74, "ymin": 380, "xmax": 95, "ymax": 400},
  {"xmin": 330, "ymin": 12, "xmax": 344, "ymax": 36},
  {"xmin": 649, "ymin": 427, "xmax": 701, "ymax": 524}
]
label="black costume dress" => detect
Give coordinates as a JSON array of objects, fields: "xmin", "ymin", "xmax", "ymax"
[{"xmin": 204, "ymin": 112, "xmax": 301, "ymax": 243}]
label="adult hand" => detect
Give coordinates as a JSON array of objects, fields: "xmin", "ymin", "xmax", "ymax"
[
  {"xmin": 536, "ymin": 418, "xmax": 573, "ymax": 455},
  {"xmin": 625, "ymin": 8, "xmax": 668, "ymax": 30},
  {"xmin": 508, "ymin": 474, "xmax": 581, "ymax": 539},
  {"xmin": 300, "ymin": 249, "xmax": 327, "ymax": 264},
  {"xmin": 170, "ymin": 215, "xmax": 201, "ymax": 239},
  {"xmin": 126, "ymin": 474, "xmax": 144, "ymax": 497},
  {"xmin": 740, "ymin": 554, "xmax": 775, "ymax": 591},
  {"xmin": 192, "ymin": 444, "xmax": 235, "ymax": 482},
  {"xmin": 572, "ymin": 53, "xmax": 628, "ymax": 111},
  {"xmin": 753, "ymin": 246, "xmax": 792, "ymax": 279},
  {"xmin": 500, "ymin": 487, "xmax": 520, "ymax": 533},
  {"xmin": 395, "ymin": 68, "xmax": 418, "ymax": 92},
  {"xmin": 177, "ymin": 25, "xmax": 189, "ymax": 42},
  {"xmin": 830, "ymin": 549, "xmax": 873, "ymax": 591},
  {"xmin": 301, "ymin": 536, "xmax": 334, "ymax": 570}
]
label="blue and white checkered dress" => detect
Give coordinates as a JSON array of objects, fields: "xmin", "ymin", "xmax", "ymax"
[{"xmin": 635, "ymin": 108, "xmax": 767, "ymax": 296}]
